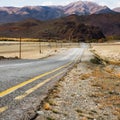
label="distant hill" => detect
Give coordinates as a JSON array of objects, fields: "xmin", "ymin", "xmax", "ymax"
[
  {"xmin": 0, "ymin": 12, "xmax": 120, "ymax": 42},
  {"xmin": 0, "ymin": 1, "xmax": 117, "ymax": 24},
  {"xmin": 69, "ymin": 13, "xmax": 120, "ymax": 37},
  {"xmin": 113, "ymin": 7, "xmax": 120, "ymax": 12},
  {"xmin": 0, "ymin": 16, "xmax": 106, "ymax": 42}
]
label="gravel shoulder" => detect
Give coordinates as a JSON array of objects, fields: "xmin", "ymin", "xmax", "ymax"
[{"xmin": 34, "ymin": 48, "xmax": 120, "ymax": 120}]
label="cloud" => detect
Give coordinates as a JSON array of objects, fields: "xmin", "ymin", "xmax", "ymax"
[
  {"xmin": 41, "ymin": 1, "xmax": 53, "ymax": 6},
  {"xmin": 0, "ymin": 0, "xmax": 120, "ymax": 8},
  {"xmin": 83, "ymin": 0, "xmax": 120, "ymax": 8},
  {"xmin": 113, "ymin": 1, "xmax": 120, "ymax": 8}
]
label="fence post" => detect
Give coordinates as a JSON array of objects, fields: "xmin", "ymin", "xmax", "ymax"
[
  {"xmin": 39, "ymin": 38, "xmax": 42, "ymax": 53},
  {"xmin": 55, "ymin": 40, "xmax": 57, "ymax": 48},
  {"xmin": 19, "ymin": 37, "xmax": 22, "ymax": 59},
  {"xmin": 60, "ymin": 41, "xmax": 62, "ymax": 48}
]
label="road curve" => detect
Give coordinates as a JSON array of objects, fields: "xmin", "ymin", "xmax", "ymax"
[{"xmin": 0, "ymin": 43, "xmax": 87, "ymax": 120}]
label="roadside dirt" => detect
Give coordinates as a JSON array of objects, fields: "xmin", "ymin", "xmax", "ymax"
[{"xmin": 34, "ymin": 49, "xmax": 120, "ymax": 120}]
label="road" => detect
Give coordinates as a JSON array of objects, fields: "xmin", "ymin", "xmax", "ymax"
[{"xmin": 0, "ymin": 43, "xmax": 87, "ymax": 120}]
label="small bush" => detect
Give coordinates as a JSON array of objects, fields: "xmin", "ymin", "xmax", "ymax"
[{"xmin": 90, "ymin": 57, "xmax": 101, "ymax": 64}]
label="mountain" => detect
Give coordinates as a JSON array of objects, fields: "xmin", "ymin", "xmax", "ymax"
[
  {"xmin": 64, "ymin": 13, "xmax": 120, "ymax": 36},
  {"xmin": 0, "ymin": 13, "xmax": 119, "ymax": 41},
  {"xmin": 0, "ymin": 6, "xmax": 64, "ymax": 24},
  {"xmin": 0, "ymin": 16, "xmax": 106, "ymax": 42},
  {"xmin": 113, "ymin": 7, "xmax": 120, "ymax": 12},
  {"xmin": 0, "ymin": 1, "xmax": 116, "ymax": 24},
  {"xmin": 63, "ymin": 1, "xmax": 114, "ymax": 15}
]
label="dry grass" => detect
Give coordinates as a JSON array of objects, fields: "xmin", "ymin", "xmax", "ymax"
[
  {"xmin": 0, "ymin": 41, "xmax": 79, "ymax": 59},
  {"xmin": 43, "ymin": 103, "xmax": 51, "ymax": 110},
  {"xmin": 91, "ymin": 43, "xmax": 120, "ymax": 64},
  {"xmin": 0, "ymin": 37, "xmax": 38, "ymax": 42},
  {"xmin": 90, "ymin": 66, "xmax": 120, "ymax": 119},
  {"xmin": 80, "ymin": 73, "xmax": 91, "ymax": 80}
]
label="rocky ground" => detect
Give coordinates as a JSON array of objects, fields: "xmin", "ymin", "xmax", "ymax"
[{"xmin": 34, "ymin": 49, "xmax": 120, "ymax": 120}]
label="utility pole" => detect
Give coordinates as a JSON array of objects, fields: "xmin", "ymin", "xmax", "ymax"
[
  {"xmin": 39, "ymin": 38, "xmax": 42, "ymax": 53},
  {"xmin": 69, "ymin": 36, "xmax": 71, "ymax": 47},
  {"xmin": 61, "ymin": 41, "xmax": 62, "ymax": 48},
  {"xmin": 19, "ymin": 37, "xmax": 22, "ymax": 59},
  {"xmin": 55, "ymin": 39, "xmax": 57, "ymax": 48}
]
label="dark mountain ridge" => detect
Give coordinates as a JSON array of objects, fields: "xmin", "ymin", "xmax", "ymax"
[
  {"xmin": 0, "ymin": 13, "xmax": 120, "ymax": 42},
  {"xmin": 64, "ymin": 13, "xmax": 120, "ymax": 36},
  {"xmin": 0, "ymin": 16, "xmax": 106, "ymax": 42}
]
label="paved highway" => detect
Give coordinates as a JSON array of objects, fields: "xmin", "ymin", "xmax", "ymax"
[{"xmin": 0, "ymin": 43, "xmax": 87, "ymax": 120}]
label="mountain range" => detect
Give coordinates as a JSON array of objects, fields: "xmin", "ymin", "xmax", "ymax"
[
  {"xmin": 0, "ymin": 1, "xmax": 119, "ymax": 24},
  {"xmin": 0, "ymin": 13, "xmax": 120, "ymax": 42},
  {"xmin": 0, "ymin": 0, "xmax": 119, "ymax": 42}
]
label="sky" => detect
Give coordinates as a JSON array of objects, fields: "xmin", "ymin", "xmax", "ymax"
[{"xmin": 0, "ymin": 0, "xmax": 120, "ymax": 9}]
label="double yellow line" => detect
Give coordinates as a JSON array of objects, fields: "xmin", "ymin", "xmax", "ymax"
[
  {"xmin": 0, "ymin": 53, "xmax": 80, "ymax": 113},
  {"xmin": 0, "ymin": 62, "xmax": 72, "ymax": 98},
  {"xmin": 0, "ymin": 61, "xmax": 73, "ymax": 113},
  {"xmin": 15, "ymin": 69, "xmax": 66, "ymax": 100}
]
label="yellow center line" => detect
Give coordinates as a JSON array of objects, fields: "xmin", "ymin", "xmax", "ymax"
[
  {"xmin": 0, "ymin": 106, "xmax": 8, "ymax": 113},
  {"xmin": 0, "ymin": 61, "xmax": 72, "ymax": 98},
  {"xmin": 15, "ymin": 55, "xmax": 80, "ymax": 100},
  {"xmin": 15, "ymin": 70, "xmax": 66, "ymax": 100},
  {"xmin": 0, "ymin": 53, "xmax": 80, "ymax": 114}
]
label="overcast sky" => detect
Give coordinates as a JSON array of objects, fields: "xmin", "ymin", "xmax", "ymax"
[{"xmin": 0, "ymin": 0, "xmax": 119, "ymax": 9}]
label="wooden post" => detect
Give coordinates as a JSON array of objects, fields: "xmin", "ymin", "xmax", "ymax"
[
  {"xmin": 69, "ymin": 36, "xmax": 71, "ymax": 47},
  {"xmin": 39, "ymin": 38, "xmax": 42, "ymax": 53},
  {"xmin": 19, "ymin": 37, "xmax": 22, "ymax": 59},
  {"xmin": 49, "ymin": 40, "xmax": 51, "ymax": 49},
  {"xmin": 56, "ymin": 40, "xmax": 57, "ymax": 48},
  {"xmin": 61, "ymin": 41, "xmax": 62, "ymax": 48}
]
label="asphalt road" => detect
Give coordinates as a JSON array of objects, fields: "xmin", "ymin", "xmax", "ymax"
[{"xmin": 0, "ymin": 43, "xmax": 87, "ymax": 120}]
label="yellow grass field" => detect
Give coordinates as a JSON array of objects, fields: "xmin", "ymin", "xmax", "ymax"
[
  {"xmin": 0, "ymin": 41, "xmax": 79, "ymax": 59},
  {"xmin": 91, "ymin": 42, "xmax": 120, "ymax": 64}
]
